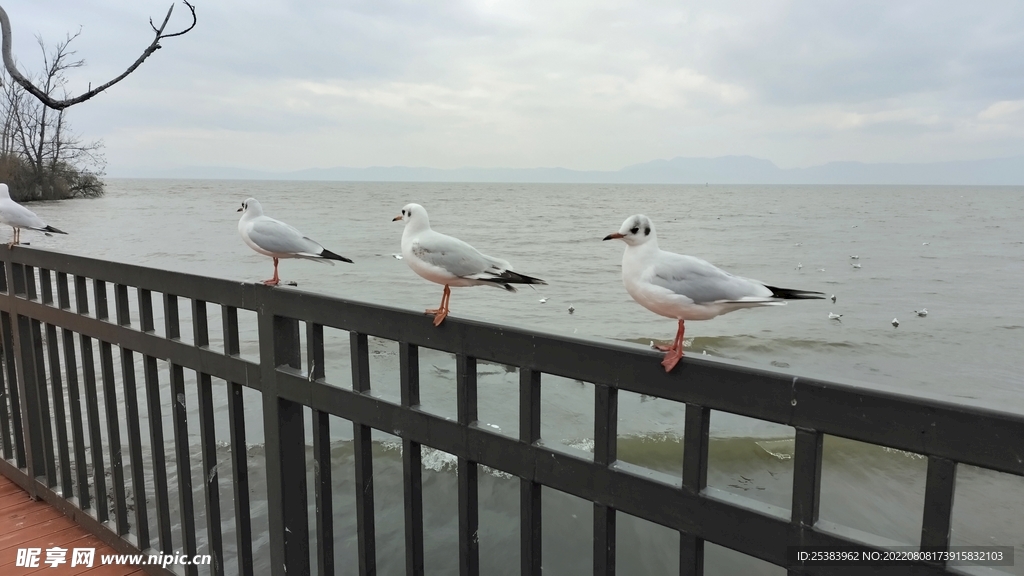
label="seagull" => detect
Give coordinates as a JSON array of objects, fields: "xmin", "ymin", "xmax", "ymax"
[
  {"xmin": 922, "ymin": 242, "xmax": 930, "ymax": 246},
  {"xmin": 567, "ymin": 304, "xmax": 575, "ymax": 314},
  {"xmin": 0, "ymin": 183, "xmax": 67, "ymax": 247},
  {"xmin": 539, "ymin": 297, "xmax": 548, "ymax": 304},
  {"xmin": 392, "ymin": 253, "xmax": 404, "ymax": 260},
  {"xmin": 796, "ymin": 262, "xmax": 803, "ymax": 270},
  {"xmin": 829, "ymin": 312, "xmax": 843, "ymax": 321},
  {"xmin": 892, "ymin": 318, "xmax": 899, "ymax": 328},
  {"xmin": 818, "ymin": 268, "xmax": 826, "ymax": 272},
  {"xmin": 852, "ymin": 263, "xmax": 862, "ymax": 269},
  {"xmin": 915, "ymin": 309, "xmax": 928, "ymax": 317},
  {"xmin": 850, "ymin": 255, "xmax": 859, "ymax": 260},
  {"xmin": 604, "ymin": 214, "xmax": 824, "ymax": 372},
  {"xmin": 394, "ymin": 203, "xmax": 546, "ymax": 326},
  {"xmin": 830, "ymin": 294, "xmax": 836, "ymax": 303},
  {"xmin": 237, "ymin": 198, "xmax": 353, "ymax": 286}
]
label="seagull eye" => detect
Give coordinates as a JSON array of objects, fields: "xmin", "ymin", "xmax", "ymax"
[
  {"xmin": 630, "ymin": 227, "xmax": 639, "ymax": 234},
  {"xmin": 644, "ymin": 227, "xmax": 651, "ymax": 236}
]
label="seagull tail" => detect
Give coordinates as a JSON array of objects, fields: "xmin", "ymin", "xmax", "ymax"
[
  {"xmin": 320, "ymin": 248, "xmax": 354, "ymax": 264},
  {"xmin": 41, "ymin": 225, "xmax": 67, "ymax": 235},
  {"xmin": 764, "ymin": 285, "xmax": 825, "ymax": 300},
  {"xmin": 479, "ymin": 270, "xmax": 547, "ymax": 292}
]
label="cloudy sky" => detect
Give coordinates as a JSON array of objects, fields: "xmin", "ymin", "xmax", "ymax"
[{"xmin": 8, "ymin": 1, "xmax": 1024, "ymax": 174}]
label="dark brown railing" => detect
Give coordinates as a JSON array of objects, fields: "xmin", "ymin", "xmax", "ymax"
[{"xmin": 0, "ymin": 245, "xmax": 1021, "ymax": 575}]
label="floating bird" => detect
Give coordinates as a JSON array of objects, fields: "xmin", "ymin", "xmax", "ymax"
[
  {"xmin": 237, "ymin": 198, "xmax": 353, "ymax": 286},
  {"xmin": 852, "ymin": 263, "xmax": 862, "ymax": 269},
  {"xmin": 829, "ymin": 312, "xmax": 843, "ymax": 321},
  {"xmin": 892, "ymin": 318, "xmax": 899, "ymax": 328},
  {"xmin": 604, "ymin": 214, "xmax": 824, "ymax": 372},
  {"xmin": 830, "ymin": 294, "xmax": 836, "ymax": 304},
  {"xmin": 922, "ymin": 242, "xmax": 929, "ymax": 246},
  {"xmin": 794, "ymin": 243, "xmax": 802, "ymax": 247},
  {"xmin": 0, "ymin": 183, "xmax": 67, "ymax": 247},
  {"xmin": 796, "ymin": 262, "xmax": 803, "ymax": 270},
  {"xmin": 391, "ymin": 253, "xmax": 404, "ymax": 260},
  {"xmin": 818, "ymin": 268, "xmax": 826, "ymax": 272},
  {"xmin": 394, "ymin": 203, "xmax": 546, "ymax": 326},
  {"xmin": 567, "ymin": 304, "xmax": 575, "ymax": 314},
  {"xmin": 850, "ymin": 255, "xmax": 859, "ymax": 260},
  {"xmin": 539, "ymin": 297, "xmax": 548, "ymax": 304},
  {"xmin": 915, "ymin": 309, "xmax": 928, "ymax": 317}
]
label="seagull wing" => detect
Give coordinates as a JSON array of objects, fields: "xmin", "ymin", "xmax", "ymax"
[
  {"xmin": 648, "ymin": 252, "xmax": 774, "ymax": 304},
  {"xmin": 411, "ymin": 230, "xmax": 510, "ymax": 279},
  {"xmin": 0, "ymin": 200, "xmax": 49, "ymax": 229},
  {"xmin": 247, "ymin": 217, "xmax": 323, "ymax": 256}
]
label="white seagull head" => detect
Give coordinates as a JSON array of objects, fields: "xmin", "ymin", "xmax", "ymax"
[
  {"xmin": 603, "ymin": 214, "xmax": 656, "ymax": 247},
  {"xmin": 393, "ymin": 203, "xmax": 431, "ymax": 230},
  {"xmin": 0, "ymin": 183, "xmax": 9, "ymax": 199},
  {"xmin": 237, "ymin": 197, "xmax": 264, "ymax": 216}
]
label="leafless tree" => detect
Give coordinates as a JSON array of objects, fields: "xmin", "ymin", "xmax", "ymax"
[
  {"xmin": 0, "ymin": 1, "xmax": 196, "ymax": 111},
  {"xmin": 1, "ymin": 33, "xmax": 106, "ymax": 200}
]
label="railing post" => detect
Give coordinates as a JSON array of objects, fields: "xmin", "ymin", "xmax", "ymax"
[
  {"xmin": 680, "ymin": 404, "xmax": 710, "ymax": 576},
  {"xmin": 520, "ymin": 367, "xmax": 542, "ymax": 576},
  {"xmin": 593, "ymin": 383, "xmax": 617, "ymax": 576},
  {"xmin": 259, "ymin": 293, "xmax": 309, "ymax": 576}
]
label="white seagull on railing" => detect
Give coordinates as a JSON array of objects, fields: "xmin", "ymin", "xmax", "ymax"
[
  {"xmin": 237, "ymin": 198, "xmax": 353, "ymax": 286},
  {"xmin": 393, "ymin": 203, "xmax": 546, "ymax": 326},
  {"xmin": 604, "ymin": 214, "xmax": 824, "ymax": 372},
  {"xmin": 0, "ymin": 183, "xmax": 67, "ymax": 247}
]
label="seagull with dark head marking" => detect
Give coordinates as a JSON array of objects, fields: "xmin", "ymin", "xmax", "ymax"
[
  {"xmin": 393, "ymin": 203, "xmax": 546, "ymax": 326},
  {"xmin": 237, "ymin": 198, "xmax": 353, "ymax": 286},
  {"xmin": 604, "ymin": 214, "xmax": 824, "ymax": 373},
  {"xmin": 0, "ymin": 183, "xmax": 67, "ymax": 247}
]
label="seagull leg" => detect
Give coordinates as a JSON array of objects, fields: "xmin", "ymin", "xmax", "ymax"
[
  {"xmin": 660, "ymin": 320, "xmax": 685, "ymax": 372},
  {"xmin": 262, "ymin": 258, "xmax": 281, "ymax": 286},
  {"xmin": 426, "ymin": 285, "xmax": 451, "ymax": 326}
]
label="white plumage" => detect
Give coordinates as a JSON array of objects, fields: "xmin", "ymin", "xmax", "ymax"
[{"xmin": 0, "ymin": 183, "xmax": 67, "ymax": 246}]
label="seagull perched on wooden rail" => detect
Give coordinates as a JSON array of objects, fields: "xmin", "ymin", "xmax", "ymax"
[
  {"xmin": 237, "ymin": 197, "xmax": 353, "ymax": 286},
  {"xmin": 393, "ymin": 203, "xmax": 546, "ymax": 326},
  {"xmin": 0, "ymin": 183, "xmax": 67, "ymax": 247},
  {"xmin": 604, "ymin": 214, "xmax": 824, "ymax": 373}
]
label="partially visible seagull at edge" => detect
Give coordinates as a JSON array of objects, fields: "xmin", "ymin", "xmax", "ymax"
[
  {"xmin": 604, "ymin": 214, "xmax": 824, "ymax": 372},
  {"xmin": 0, "ymin": 183, "xmax": 67, "ymax": 247},
  {"xmin": 237, "ymin": 197, "xmax": 353, "ymax": 286},
  {"xmin": 394, "ymin": 203, "xmax": 546, "ymax": 326}
]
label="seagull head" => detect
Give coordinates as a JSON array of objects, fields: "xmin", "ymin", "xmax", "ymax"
[
  {"xmin": 237, "ymin": 198, "xmax": 263, "ymax": 216},
  {"xmin": 603, "ymin": 214, "xmax": 656, "ymax": 246},
  {"xmin": 393, "ymin": 203, "xmax": 430, "ymax": 230},
  {"xmin": 0, "ymin": 183, "xmax": 9, "ymax": 199}
]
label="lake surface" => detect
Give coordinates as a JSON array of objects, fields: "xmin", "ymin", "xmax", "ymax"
[{"xmin": 19, "ymin": 180, "xmax": 1024, "ymax": 575}]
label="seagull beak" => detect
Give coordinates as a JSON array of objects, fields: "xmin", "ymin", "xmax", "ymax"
[
  {"xmin": 392, "ymin": 215, "xmax": 403, "ymax": 222},
  {"xmin": 603, "ymin": 232, "xmax": 624, "ymax": 241},
  {"xmin": 236, "ymin": 207, "xmax": 243, "ymax": 212}
]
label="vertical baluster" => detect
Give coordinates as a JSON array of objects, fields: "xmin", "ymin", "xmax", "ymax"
[
  {"xmin": 350, "ymin": 332, "xmax": 376, "ymax": 576},
  {"xmin": 921, "ymin": 456, "xmax": 957, "ymax": 554},
  {"xmin": 139, "ymin": 288, "xmax": 173, "ymax": 554},
  {"xmin": 456, "ymin": 354, "xmax": 479, "ymax": 576},
  {"xmin": 681, "ymin": 404, "xmax": 710, "ymax": 576},
  {"xmin": 193, "ymin": 299, "xmax": 225, "ymax": 575},
  {"xmin": 56, "ymin": 273, "xmax": 88, "ymax": 510},
  {"xmin": 95, "ymin": 279, "xmax": 129, "ymax": 534},
  {"xmin": 75, "ymin": 275, "xmax": 107, "ymax": 522},
  {"xmin": 593, "ymin": 384, "xmax": 618, "ymax": 576},
  {"xmin": 42, "ymin": 276, "xmax": 73, "ymax": 498},
  {"xmin": 1, "ymin": 310, "xmax": 26, "ymax": 469},
  {"xmin": 399, "ymin": 342, "xmax": 424, "ymax": 576},
  {"xmin": 22, "ymin": 265, "xmax": 57, "ymax": 489},
  {"xmin": 224, "ymin": 304, "xmax": 254, "ymax": 576},
  {"xmin": 0, "ymin": 313, "xmax": 14, "ymax": 461},
  {"xmin": 166, "ymin": 294, "xmax": 199, "ymax": 576},
  {"xmin": 260, "ymin": 307, "xmax": 309, "ymax": 576},
  {"xmin": 116, "ymin": 284, "xmax": 150, "ymax": 550},
  {"xmin": 519, "ymin": 368, "xmax": 542, "ymax": 576},
  {"xmin": 308, "ymin": 322, "xmax": 333, "ymax": 576}
]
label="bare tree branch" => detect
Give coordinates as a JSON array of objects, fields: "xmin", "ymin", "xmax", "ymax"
[{"xmin": 0, "ymin": 1, "xmax": 196, "ymax": 111}]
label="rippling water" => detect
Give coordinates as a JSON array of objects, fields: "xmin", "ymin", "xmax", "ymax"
[{"xmin": 22, "ymin": 180, "xmax": 1024, "ymax": 575}]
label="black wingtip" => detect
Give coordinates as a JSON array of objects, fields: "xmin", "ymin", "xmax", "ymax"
[
  {"xmin": 499, "ymin": 270, "xmax": 547, "ymax": 286},
  {"xmin": 765, "ymin": 285, "xmax": 825, "ymax": 300},
  {"xmin": 43, "ymin": 225, "xmax": 67, "ymax": 235},
  {"xmin": 321, "ymin": 249, "xmax": 353, "ymax": 263}
]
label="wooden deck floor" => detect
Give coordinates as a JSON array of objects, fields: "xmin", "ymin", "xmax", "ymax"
[{"xmin": 0, "ymin": 474, "xmax": 144, "ymax": 575}]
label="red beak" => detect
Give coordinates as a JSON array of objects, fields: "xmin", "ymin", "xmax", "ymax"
[{"xmin": 603, "ymin": 232, "xmax": 624, "ymax": 241}]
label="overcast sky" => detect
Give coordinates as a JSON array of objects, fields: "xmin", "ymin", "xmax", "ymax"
[{"xmin": 8, "ymin": 1, "xmax": 1024, "ymax": 174}]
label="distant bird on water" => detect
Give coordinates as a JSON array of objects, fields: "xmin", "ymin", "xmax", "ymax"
[
  {"xmin": 892, "ymin": 318, "xmax": 900, "ymax": 328},
  {"xmin": 830, "ymin": 294, "xmax": 837, "ymax": 304},
  {"xmin": 237, "ymin": 197, "xmax": 353, "ymax": 286},
  {"xmin": 604, "ymin": 214, "xmax": 824, "ymax": 373},
  {"xmin": 915, "ymin": 309, "xmax": 928, "ymax": 317},
  {"xmin": 568, "ymin": 304, "xmax": 575, "ymax": 314},
  {"xmin": 394, "ymin": 203, "xmax": 547, "ymax": 326},
  {"xmin": 852, "ymin": 263, "xmax": 862, "ymax": 269},
  {"xmin": 829, "ymin": 312, "xmax": 843, "ymax": 321},
  {"xmin": 0, "ymin": 183, "xmax": 67, "ymax": 247}
]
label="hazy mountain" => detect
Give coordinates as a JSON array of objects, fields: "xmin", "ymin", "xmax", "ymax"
[{"xmin": 113, "ymin": 155, "xmax": 1024, "ymax": 185}]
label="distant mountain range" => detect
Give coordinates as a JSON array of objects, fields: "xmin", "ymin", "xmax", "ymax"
[{"xmin": 111, "ymin": 155, "xmax": 1024, "ymax": 185}]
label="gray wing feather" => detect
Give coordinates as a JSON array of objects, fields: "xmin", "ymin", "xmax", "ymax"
[
  {"xmin": 0, "ymin": 201, "xmax": 48, "ymax": 229},
  {"xmin": 249, "ymin": 219, "xmax": 322, "ymax": 255},
  {"xmin": 412, "ymin": 232, "xmax": 509, "ymax": 278},
  {"xmin": 649, "ymin": 253, "xmax": 773, "ymax": 303}
]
